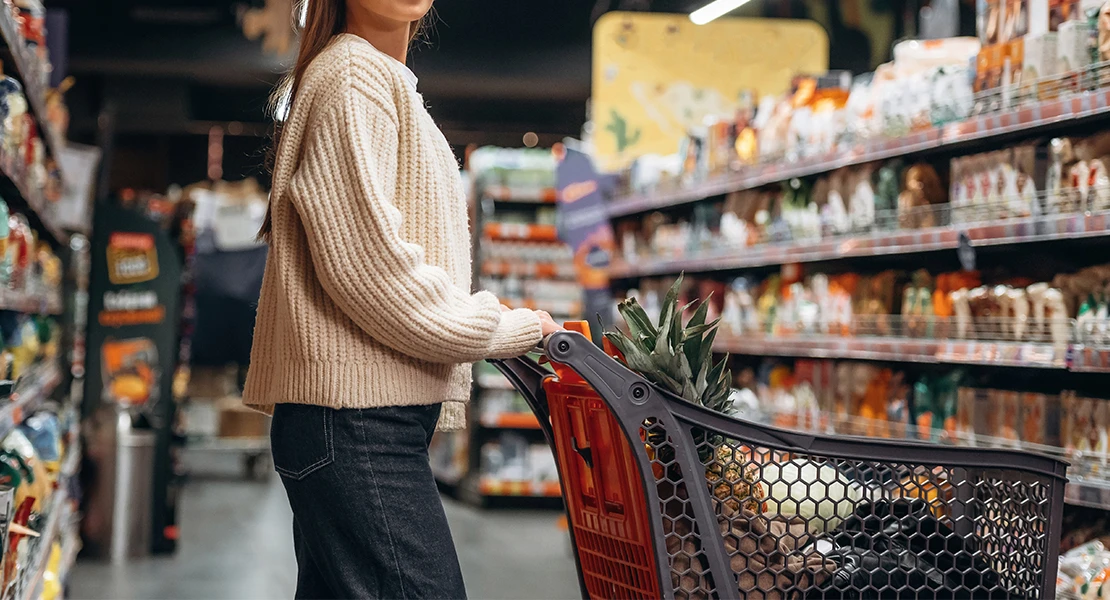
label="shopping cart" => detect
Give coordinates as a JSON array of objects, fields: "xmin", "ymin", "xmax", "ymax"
[{"xmin": 490, "ymin": 326, "xmax": 1068, "ymax": 599}]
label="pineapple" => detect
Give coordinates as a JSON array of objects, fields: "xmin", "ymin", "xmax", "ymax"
[
  {"xmin": 707, "ymin": 443, "xmax": 766, "ymax": 514},
  {"xmin": 605, "ymin": 275, "xmax": 765, "ymax": 514}
]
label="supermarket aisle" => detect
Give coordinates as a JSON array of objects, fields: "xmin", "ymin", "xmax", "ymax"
[{"xmin": 70, "ymin": 453, "xmax": 579, "ymax": 599}]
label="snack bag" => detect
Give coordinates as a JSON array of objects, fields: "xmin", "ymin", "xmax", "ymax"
[
  {"xmin": 1022, "ymin": 392, "xmax": 1048, "ymax": 444},
  {"xmin": 956, "ymin": 387, "xmax": 977, "ymax": 445},
  {"xmin": 996, "ymin": 390, "xmax": 1022, "ymax": 447},
  {"xmin": 1097, "ymin": 400, "xmax": 1110, "ymax": 466}
]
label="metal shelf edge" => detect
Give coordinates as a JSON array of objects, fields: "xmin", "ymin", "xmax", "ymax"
[
  {"xmin": 609, "ymin": 89, "xmax": 1110, "ymax": 217},
  {"xmin": 611, "ymin": 210, "xmax": 1110, "ymax": 278}
]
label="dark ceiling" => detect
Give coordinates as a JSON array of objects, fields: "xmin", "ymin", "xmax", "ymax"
[
  {"xmin": 45, "ymin": 0, "xmax": 925, "ymax": 189},
  {"xmin": 45, "ymin": 0, "xmax": 711, "ymax": 187},
  {"xmin": 50, "ymin": 0, "xmax": 705, "ymax": 142}
]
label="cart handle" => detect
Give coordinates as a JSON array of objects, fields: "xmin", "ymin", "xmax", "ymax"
[
  {"xmin": 486, "ymin": 352, "xmax": 553, "ymax": 440},
  {"xmin": 487, "ymin": 341, "xmax": 594, "ymax": 600}
]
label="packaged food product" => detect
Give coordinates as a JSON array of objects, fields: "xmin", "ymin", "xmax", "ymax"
[
  {"xmin": 705, "ymin": 116, "xmax": 732, "ymax": 175},
  {"xmin": 1099, "ymin": 2, "xmax": 1110, "ymax": 64},
  {"xmin": 990, "ymin": 389, "xmax": 1022, "ymax": 446},
  {"xmin": 841, "ymin": 75, "xmax": 875, "ymax": 146},
  {"xmin": 0, "ymin": 430, "xmax": 47, "ymax": 512},
  {"xmin": 897, "ymin": 163, "xmax": 947, "ymax": 229},
  {"xmin": 849, "ymin": 165, "xmax": 878, "ymax": 231},
  {"xmin": 914, "ymin": 376, "xmax": 936, "ymax": 441},
  {"xmin": 19, "ymin": 411, "xmax": 60, "ymax": 464},
  {"xmin": 1059, "ymin": 18, "xmax": 1095, "ymax": 76},
  {"xmin": 860, "ymin": 368, "xmax": 892, "ymax": 438},
  {"xmin": 979, "ymin": 0, "xmax": 1004, "ymax": 44},
  {"xmin": 887, "ymin": 371, "xmax": 912, "ymax": 439},
  {"xmin": 1096, "ymin": 399, "xmax": 1110, "ymax": 465},
  {"xmin": 1022, "ymin": 392, "xmax": 1048, "ymax": 444},
  {"xmin": 1005, "ymin": 37, "xmax": 1026, "ymax": 95},
  {"xmin": 1091, "ymin": 157, "xmax": 1110, "ymax": 210},
  {"xmin": 1024, "ymin": 31, "xmax": 1060, "ymax": 98},
  {"xmin": 1047, "ymin": 137, "xmax": 1073, "ymax": 213},
  {"xmin": 930, "ymin": 64, "xmax": 975, "ymax": 126},
  {"xmin": 1049, "ymin": 0, "xmax": 1082, "ymax": 32},
  {"xmin": 956, "ymin": 386, "xmax": 978, "ymax": 444},
  {"xmin": 975, "ymin": 44, "xmax": 1005, "ymax": 94}
]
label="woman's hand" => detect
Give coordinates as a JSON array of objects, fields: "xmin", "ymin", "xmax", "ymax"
[{"xmin": 534, "ymin": 310, "xmax": 563, "ymax": 337}]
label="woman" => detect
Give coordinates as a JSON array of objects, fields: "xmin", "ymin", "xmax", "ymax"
[{"xmin": 242, "ymin": 1, "xmax": 561, "ymax": 598}]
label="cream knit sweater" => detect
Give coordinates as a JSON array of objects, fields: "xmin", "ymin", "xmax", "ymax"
[{"xmin": 242, "ymin": 34, "xmax": 543, "ymax": 430}]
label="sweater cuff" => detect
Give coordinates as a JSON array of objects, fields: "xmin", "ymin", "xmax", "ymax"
[
  {"xmin": 436, "ymin": 400, "xmax": 467, "ymax": 432},
  {"xmin": 486, "ymin": 308, "xmax": 543, "ymax": 359}
]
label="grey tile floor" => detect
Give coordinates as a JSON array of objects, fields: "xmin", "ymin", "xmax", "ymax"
[{"xmin": 69, "ymin": 453, "xmax": 580, "ymax": 600}]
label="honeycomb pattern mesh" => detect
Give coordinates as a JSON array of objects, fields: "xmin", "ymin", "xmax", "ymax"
[{"xmin": 642, "ymin": 418, "xmax": 1053, "ymax": 600}]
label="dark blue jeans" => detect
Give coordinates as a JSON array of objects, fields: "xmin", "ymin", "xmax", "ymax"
[{"xmin": 271, "ymin": 403, "xmax": 467, "ymax": 600}]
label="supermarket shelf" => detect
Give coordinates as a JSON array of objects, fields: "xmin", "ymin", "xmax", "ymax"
[
  {"xmin": 481, "ymin": 260, "xmax": 576, "ymax": 280},
  {"xmin": 1071, "ymin": 344, "xmax": 1110, "ymax": 372},
  {"xmin": 0, "ymin": 288, "xmax": 63, "ymax": 316},
  {"xmin": 18, "ymin": 440, "xmax": 79, "ymax": 600},
  {"xmin": 483, "ymin": 222, "xmax": 560, "ymax": 242},
  {"xmin": 60, "ymin": 438, "xmax": 80, "ymax": 478},
  {"xmin": 611, "ymin": 209, "xmax": 1110, "ymax": 278},
  {"xmin": 17, "ymin": 434, "xmax": 79, "ymax": 598},
  {"xmin": 483, "ymin": 185, "xmax": 558, "ymax": 204},
  {"xmin": 478, "ymin": 478, "xmax": 561, "ymax": 498},
  {"xmin": 501, "ymin": 298, "xmax": 582, "ymax": 316},
  {"xmin": 716, "ymin": 333, "xmax": 941, "ymax": 363},
  {"xmin": 0, "ymin": 361, "xmax": 62, "ymax": 441},
  {"xmin": 1066, "ymin": 477, "xmax": 1110, "ymax": 511},
  {"xmin": 0, "ymin": 146, "xmax": 65, "ymax": 245},
  {"xmin": 479, "ymin": 412, "xmax": 541, "ymax": 430},
  {"xmin": 18, "ymin": 488, "xmax": 66, "ymax": 600},
  {"xmin": 0, "ymin": 7, "xmax": 69, "ymax": 244},
  {"xmin": 714, "ymin": 332, "xmax": 1070, "ymax": 369},
  {"xmin": 430, "ymin": 430, "xmax": 467, "ymax": 488},
  {"xmin": 476, "ymin": 373, "xmax": 517, "ymax": 390},
  {"xmin": 0, "ymin": 9, "xmax": 64, "ymax": 162},
  {"xmin": 760, "ymin": 406, "xmax": 1110, "ymax": 509},
  {"xmin": 609, "ymin": 87, "xmax": 1110, "ymax": 218}
]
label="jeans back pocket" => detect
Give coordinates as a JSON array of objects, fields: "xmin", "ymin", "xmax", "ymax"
[{"xmin": 270, "ymin": 404, "xmax": 335, "ymax": 480}]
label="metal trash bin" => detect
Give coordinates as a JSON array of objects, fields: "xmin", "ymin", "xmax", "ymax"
[{"xmin": 82, "ymin": 404, "xmax": 156, "ymax": 561}]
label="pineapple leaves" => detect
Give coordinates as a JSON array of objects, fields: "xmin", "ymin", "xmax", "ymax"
[
  {"xmin": 617, "ymin": 297, "xmax": 657, "ymax": 343},
  {"xmin": 607, "ymin": 272, "xmax": 735, "ymax": 417}
]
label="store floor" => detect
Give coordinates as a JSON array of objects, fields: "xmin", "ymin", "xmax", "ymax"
[{"xmin": 69, "ymin": 452, "xmax": 580, "ymax": 599}]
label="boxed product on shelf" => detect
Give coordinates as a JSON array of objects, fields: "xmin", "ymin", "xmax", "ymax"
[
  {"xmin": 622, "ymin": 260, "xmax": 1110, "ymax": 361},
  {"xmin": 647, "ymin": 39, "xmax": 980, "ymax": 186},
  {"xmin": 613, "ymin": 125, "xmax": 1110, "ymax": 274},
  {"xmin": 468, "ymin": 147, "xmax": 557, "ymax": 198},
  {"xmin": 1063, "ymin": 390, "xmax": 1110, "ymax": 463},
  {"xmin": 478, "ymin": 389, "xmax": 533, "ymax": 422},
  {"xmin": 435, "ymin": 147, "xmax": 581, "ymax": 499},
  {"xmin": 743, "ymin": 353, "xmax": 1087, "ymax": 455},
  {"xmin": 0, "ymin": 396, "xmax": 75, "ymax": 600},
  {"xmin": 479, "ymin": 432, "xmax": 558, "ymax": 486}
]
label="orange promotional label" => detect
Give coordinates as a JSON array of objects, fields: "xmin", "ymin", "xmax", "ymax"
[{"xmin": 107, "ymin": 232, "xmax": 158, "ymax": 284}]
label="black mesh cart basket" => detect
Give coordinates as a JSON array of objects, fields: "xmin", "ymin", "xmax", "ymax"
[{"xmin": 490, "ymin": 330, "xmax": 1068, "ymax": 600}]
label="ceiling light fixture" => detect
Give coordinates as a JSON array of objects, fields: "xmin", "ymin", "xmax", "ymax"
[{"xmin": 689, "ymin": 0, "xmax": 752, "ymax": 25}]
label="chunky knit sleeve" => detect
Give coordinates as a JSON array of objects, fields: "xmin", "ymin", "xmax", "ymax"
[{"xmin": 288, "ymin": 67, "xmax": 542, "ymax": 363}]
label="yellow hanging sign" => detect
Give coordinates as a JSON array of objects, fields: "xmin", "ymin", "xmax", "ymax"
[{"xmin": 592, "ymin": 12, "xmax": 829, "ymax": 172}]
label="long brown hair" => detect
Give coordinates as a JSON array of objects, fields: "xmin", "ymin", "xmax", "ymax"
[{"xmin": 259, "ymin": 0, "xmax": 426, "ymax": 240}]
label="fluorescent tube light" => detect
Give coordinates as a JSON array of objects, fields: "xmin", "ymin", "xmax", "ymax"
[{"xmin": 689, "ymin": 0, "xmax": 752, "ymax": 25}]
